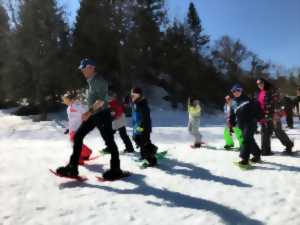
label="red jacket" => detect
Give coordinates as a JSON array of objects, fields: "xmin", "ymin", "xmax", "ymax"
[{"xmin": 109, "ymin": 99, "xmax": 124, "ymax": 119}]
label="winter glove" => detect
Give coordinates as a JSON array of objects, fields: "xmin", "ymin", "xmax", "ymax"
[
  {"xmin": 136, "ymin": 126, "xmax": 144, "ymax": 133},
  {"xmin": 64, "ymin": 129, "xmax": 69, "ymax": 135},
  {"xmin": 134, "ymin": 126, "xmax": 144, "ymax": 135}
]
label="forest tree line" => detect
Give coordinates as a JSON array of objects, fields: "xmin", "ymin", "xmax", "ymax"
[{"xmin": 0, "ymin": 0, "xmax": 299, "ymax": 120}]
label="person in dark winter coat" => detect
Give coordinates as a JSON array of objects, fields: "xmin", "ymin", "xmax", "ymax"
[
  {"xmin": 281, "ymin": 95, "xmax": 294, "ymax": 129},
  {"xmin": 56, "ymin": 58, "xmax": 125, "ymax": 180},
  {"xmin": 256, "ymin": 78, "xmax": 293, "ymax": 155},
  {"xmin": 294, "ymin": 87, "xmax": 300, "ymax": 120},
  {"xmin": 131, "ymin": 87, "xmax": 157, "ymax": 166},
  {"xmin": 229, "ymin": 84, "xmax": 262, "ymax": 166}
]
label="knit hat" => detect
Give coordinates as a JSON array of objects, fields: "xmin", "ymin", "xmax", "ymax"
[
  {"xmin": 132, "ymin": 87, "xmax": 143, "ymax": 95},
  {"xmin": 231, "ymin": 84, "xmax": 243, "ymax": 92}
]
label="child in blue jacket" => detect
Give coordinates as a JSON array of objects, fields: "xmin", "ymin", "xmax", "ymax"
[{"xmin": 131, "ymin": 87, "xmax": 157, "ymax": 166}]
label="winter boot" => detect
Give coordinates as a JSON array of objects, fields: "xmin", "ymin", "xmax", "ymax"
[
  {"xmin": 149, "ymin": 143, "xmax": 158, "ymax": 154},
  {"xmin": 102, "ymin": 169, "xmax": 124, "ymax": 180},
  {"xmin": 56, "ymin": 164, "xmax": 78, "ymax": 177},
  {"xmin": 238, "ymin": 159, "xmax": 249, "ymax": 166},
  {"xmin": 224, "ymin": 144, "xmax": 234, "ymax": 150},
  {"xmin": 146, "ymin": 156, "xmax": 157, "ymax": 167},
  {"xmin": 250, "ymin": 155, "xmax": 262, "ymax": 163},
  {"xmin": 191, "ymin": 143, "xmax": 202, "ymax": 148},
  {"xmin": 282, "ymin": 143, "xmax": 294, "ymax": 155},
  {"xmin": 235, "ymin": 159, "xmax": 253, "ymax": 170},
  {"xmin": 102, "ymin": 159, "xmax": 123, "ymax": 180}
]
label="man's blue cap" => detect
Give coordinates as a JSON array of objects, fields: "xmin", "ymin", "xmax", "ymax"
[
  {"xmin": 78, "ymin": 58, "xmax": 96, "ymax": 69},
  {"xmin": 231, "ymin": 84, "xmax": 243, "ymax": 92}
]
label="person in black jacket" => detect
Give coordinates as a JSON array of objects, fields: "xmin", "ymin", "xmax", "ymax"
[
  {"xmin": 281, "ymin": 95, "xmax": 294, "ymax": 129},
  {"xmin": 229, "ymin": 84, "xmax": 262, "ymax": 166},
  {"xmin": 256, "ymin": 78, "xmax": 293, "ymax": 155},
  {"xmin": 293, "ymin": 87, "xmax": 300, "ymax": 120},
  {"xmin": 131, "ymin": 87, "xmax": 157, "ymax": 166}
]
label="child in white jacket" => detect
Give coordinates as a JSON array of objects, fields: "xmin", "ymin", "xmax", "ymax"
[
  {"xmin": 63, "ymin": 93, "xmax": 92, "ymax": 165},
  {"xmin": 188, "ymin": 97, "xmax": 202, "ymax": 148}
]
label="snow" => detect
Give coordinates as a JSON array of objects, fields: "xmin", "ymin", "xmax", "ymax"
[{"xmin": 1, "ymin": 109, "xmax": 300, "ymax": 225}]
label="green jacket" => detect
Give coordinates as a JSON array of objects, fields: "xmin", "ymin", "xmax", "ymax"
[
  {"xmin": 188, "ymin": 104, "xmax": 201, "ymax": 134},
  {"xmin": 87, "ymin": 74, "xmax": 108, "ymax": 111}
]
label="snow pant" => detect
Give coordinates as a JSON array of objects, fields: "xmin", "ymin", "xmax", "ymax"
[
  {"xmin": 115, "ymin": 126, "xmax": 134, "ymax": 151},
  {"xmin": 70, "ymin": 109, "xmax": 120, "ymax": 171},
  {"xmin": 70, "ymin": 131, "xmax": 92, "ymax": 164},
  {"xmin": 285, "ymin": 110, "xmax": 294, "ymax": 128},
  {"xmin": 224, "ymin": 127, "xmax": 243, "ymax": 147},
  {"xmin": 239, "ymin": 122, "xmax": 261, "ymax": 161},
  {"xmin": 296, "ymin": 104, "xmax": 300, "ymax": 120},
  {"xmin": 261, "ymin": 119, "xmax": 293, "ymax": 154},
  {"xmin": 133, "ymin": 132, "xmax": 157, "ymax": 160},
  {"xmin": 273, "ymin": 119, "xmax": 293, "ymax": 148},
  {"xmin": 188, "ymin": 122, "xmax": 202, "ymax": 144}
]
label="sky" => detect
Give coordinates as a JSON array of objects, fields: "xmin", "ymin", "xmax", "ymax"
[{"xmin": 58, "ymin": 0, "xmax": 300, "ymax": 70}]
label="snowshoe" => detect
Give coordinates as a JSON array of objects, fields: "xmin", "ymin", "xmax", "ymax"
[{"xmin": 233, "ymin": 160, "xmax": 254, "ymax": 170}]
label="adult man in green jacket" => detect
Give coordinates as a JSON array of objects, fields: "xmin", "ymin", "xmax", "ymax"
[{"xmin": 56, "ymin": 58, "xmax": 125, "ymax": 180}]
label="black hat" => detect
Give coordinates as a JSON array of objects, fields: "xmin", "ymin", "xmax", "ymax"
[
  {"xmin": 78, "ymin": 58, "xmax": 96, "ymax": 69},
  {"xmin": 132, "ymin": 87, "xmax": 143, "ymax": 95}
]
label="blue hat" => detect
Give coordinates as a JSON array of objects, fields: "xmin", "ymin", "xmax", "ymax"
[
  {"xmin": 231, "ymin": 84, "xmax": 243, "ymax": 92},
  {"xmin": 78, "ymin": 58, "xmax": 96, "ymax": 69}
]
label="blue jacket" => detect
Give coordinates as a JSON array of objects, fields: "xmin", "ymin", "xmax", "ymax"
[{"xmin": 132, "ymin": 98, "xmax": 152, "ymax": 136}]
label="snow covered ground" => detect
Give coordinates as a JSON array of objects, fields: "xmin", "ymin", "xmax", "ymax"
[{"xmin": 1, "ymin": 109, "xmax": 300, "ymax": 225}]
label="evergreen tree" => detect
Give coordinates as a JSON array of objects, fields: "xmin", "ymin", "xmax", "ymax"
[
  {"xmin": 186, "ymin": 2, "xmax": 209, "ymax": 54},
  {"xmin": 0, "ymin": 3, "xmax": 10, "ymax": 106},
  {"xmin": 107, "ymin": 0, "xmax": 135, "ymax": 94},
  {"xmin": 73, "ymin": 0, "xmax": 134, "ymax": 94},
  {"xmin": 73, "ymin": 0, "xmax": 167, "ymax": 94},
  {"xmin": 128, "ymin": 0, "xmax": 166, "ymax": 82},
  {"xmin": 162, "ymin": 20, "xmax": 193, "ymax": 107},
  {"xmin": 73, "ymin": 0, "xmax": 118, "ymax": 75},
  {"xmin": 212, "ymin": 35, "xmax": 250, "ymax": 82},
  {"xmin": 9, "ymin": 0, "xmax": 70, "ymax": 120}
]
